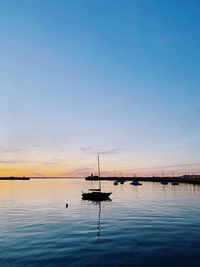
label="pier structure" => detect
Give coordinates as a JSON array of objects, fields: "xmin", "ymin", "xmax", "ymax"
[{"xmin": 85, "ymin": 175, "xmax": 200, "ymax": 184}]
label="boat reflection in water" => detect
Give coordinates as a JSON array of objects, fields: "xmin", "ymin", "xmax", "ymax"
[
  {"xmin": 97, "ymin": 201, "xmax": 101, "ymax": 239},
  {"xmin": 83, "ymin": 198, "xmax": 111, "ymax": 239}
]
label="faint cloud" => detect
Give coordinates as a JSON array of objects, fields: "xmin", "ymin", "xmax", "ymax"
[
  {"xmin": 60, "ymin": 167, "xmax": 94, "ymax": 177},
  {"xmin": 80, "ymin": 146, "xmax": 120, "ymax": 155},
  {"xmin": 0, "ymin": 148, "xmax": 25, "ymax": 154},
  {"xmin": 0, "ymin": 159, "xmax": 63, "ymax": 165},
  {"xmin": 97, "ymin": 148, "xmax": 119, "ymax": 155},
  {"xmin": 80, "ymin": 146, "xmax": 93, "ymax": 152},
  {"xmin": 73, "ymin": 167, "xmax": 93, "ymax": 175},
  {"xmin": 32, "ymin": 172, "xmax": 46, "ymax": 177},
  {"xmin": 0, "ymin": 159, "xmax": 30, "ymax": 164},
  {"xmin": 129, "ymin": 162, "xmax": 200, "ymax": 171},
  {"xmin": 42, "ymin": 161, "xmax": 61, "ymax": 166}
]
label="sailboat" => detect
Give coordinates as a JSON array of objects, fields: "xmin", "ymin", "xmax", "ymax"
[{"xmin": 82, "ymin": 156, "xmax": 112, "ymax": 201}]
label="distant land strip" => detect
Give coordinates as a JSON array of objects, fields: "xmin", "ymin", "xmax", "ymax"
[
  {"xmin": 0, "ymin": 177, "xmax": 84, "ymax": 180},
  {"xmin": 0, "ymin": 177, "xmax": 30, "ymax": 180}
]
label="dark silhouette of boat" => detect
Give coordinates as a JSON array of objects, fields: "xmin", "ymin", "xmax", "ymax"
[
  {"xmin": 82, "ymin": 156, "xmax": 112, "ymax": 201},
  {"xmin": 130, "ymin": 180, "xmax": 142, "ymax": 186},
  {"xmin": 172, "ymin": 182, "xmax": 179, "ymax": 185},
  {"xmin": 161, "ymin": 181, "xmax": 168, "ymax": 185},
  {"xmin": 82, "ymin": 190, "xmax": 112, "ymax": 201}
]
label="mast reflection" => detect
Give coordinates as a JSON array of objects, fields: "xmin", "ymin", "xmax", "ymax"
[
  {"xmin": 97, "ymin": 201, "xmax": 101, "ymax": 239},
  {"xmin": 83, "ymin": 198, "xmax": 111, "ymax": 239}
]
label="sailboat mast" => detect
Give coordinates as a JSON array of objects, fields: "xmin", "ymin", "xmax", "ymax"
[{"xmin": 97, "ymin": 155, "xmax": 101, "ymax": 191}]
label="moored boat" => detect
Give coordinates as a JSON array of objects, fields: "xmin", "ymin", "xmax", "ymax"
[
  {"xmin": 171, "ymin": 182, "xmax": 179, "ymax": 185},
  {"xmin": 82, "ymin": 156, "xmax": 112, "ymax": 201},
  {"xmin": 130, "ymin": 180, "xmax": 142, "ymax": 186},
  {"xmin": 82, "ymin": 191, "xmax": 112, "ymax": 201},
  {"xmin": 161, "ymin": 181, "xmax": 168, "ymax": 185}
]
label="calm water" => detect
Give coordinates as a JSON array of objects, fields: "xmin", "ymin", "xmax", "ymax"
[{"xmin": 1, "ymin": 179, "xmax": 200, "ymax": 266}]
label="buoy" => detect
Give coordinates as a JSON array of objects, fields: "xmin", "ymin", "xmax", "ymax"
[{"xmin": 66, "ymin": 204, "xmax": 68, "ymax": 208}]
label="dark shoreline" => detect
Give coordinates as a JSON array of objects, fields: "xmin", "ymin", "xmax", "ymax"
[
  {"xmin": 85, "ymin": 176, "xmax": 200, "ymax": 184},
  {"xmin": 0, "ymin": 177, "xmax": 30, "ymax": 180}
]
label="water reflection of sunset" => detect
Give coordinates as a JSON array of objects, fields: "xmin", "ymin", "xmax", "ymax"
[{"xmin": 0, "ymin": 179, "xmax": 84, "ymax": 204}]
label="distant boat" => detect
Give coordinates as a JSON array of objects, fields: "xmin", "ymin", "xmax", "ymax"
[
  {"xmin": 161, "ymin": 181, "xmax": 168, "ymax": 185},
  {"xmin": 114, "ymin": 181, "xmax": 118, "ymax": 185},
  {"xmin": 171, "ymin": 182, "xmax": 179, "ymax": 185},
  {"xmin": 82, "ymin": 156, "xmax": 112, "ymax": 201},
  {"xmin": 130, "ymin": 180, "xmax": 142, "ymax": 186},
  {"xmin": 120, "ymin": 180, "xmax": 124, "ymax": 184}
]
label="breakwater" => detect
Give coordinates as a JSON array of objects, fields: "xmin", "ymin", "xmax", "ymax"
[{"xmin": 85, "ymin": 176, "xmax": 200, "ymax": 184}]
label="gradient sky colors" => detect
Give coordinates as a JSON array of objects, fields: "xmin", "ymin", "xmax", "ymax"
[{"xmin": 1, "ymin": 0, "xmax": 200, "ymax": 177}]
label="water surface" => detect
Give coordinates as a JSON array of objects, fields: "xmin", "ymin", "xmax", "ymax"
[{"xmin": 1, "ymin": 179, "xmax": 200, "ymax": 266}]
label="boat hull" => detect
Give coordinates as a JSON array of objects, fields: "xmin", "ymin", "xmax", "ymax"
[
  {"xmin": 130, "ymin": 182, "xmax": 142, "ymax": 186},
  {"xmin": 161, "ymin": 181, "xmax": 168, "ymax": 185},
  {"xmin": 82, "ymin": 192, "xmax": 112, "ymax": 201}
]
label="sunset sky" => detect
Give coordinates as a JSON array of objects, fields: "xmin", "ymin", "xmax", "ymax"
[{"xmin": 1, "ymin": 0, "xmax": 200, "ymax": 177}]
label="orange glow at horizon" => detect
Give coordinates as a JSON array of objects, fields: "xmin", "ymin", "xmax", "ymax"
[{"xmin": 0, "ymin": 163, "xmax": 199, "ymax": 177}]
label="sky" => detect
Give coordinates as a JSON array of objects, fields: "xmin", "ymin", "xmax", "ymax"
[{"xmin": 0, "ymin": 0, "xmax": 200, "ymax": 177}]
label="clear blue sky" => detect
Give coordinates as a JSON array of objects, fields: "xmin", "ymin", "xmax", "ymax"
[{"xmin": 0, "ymin": 0, "xmax": 200, "ymax": 177}]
